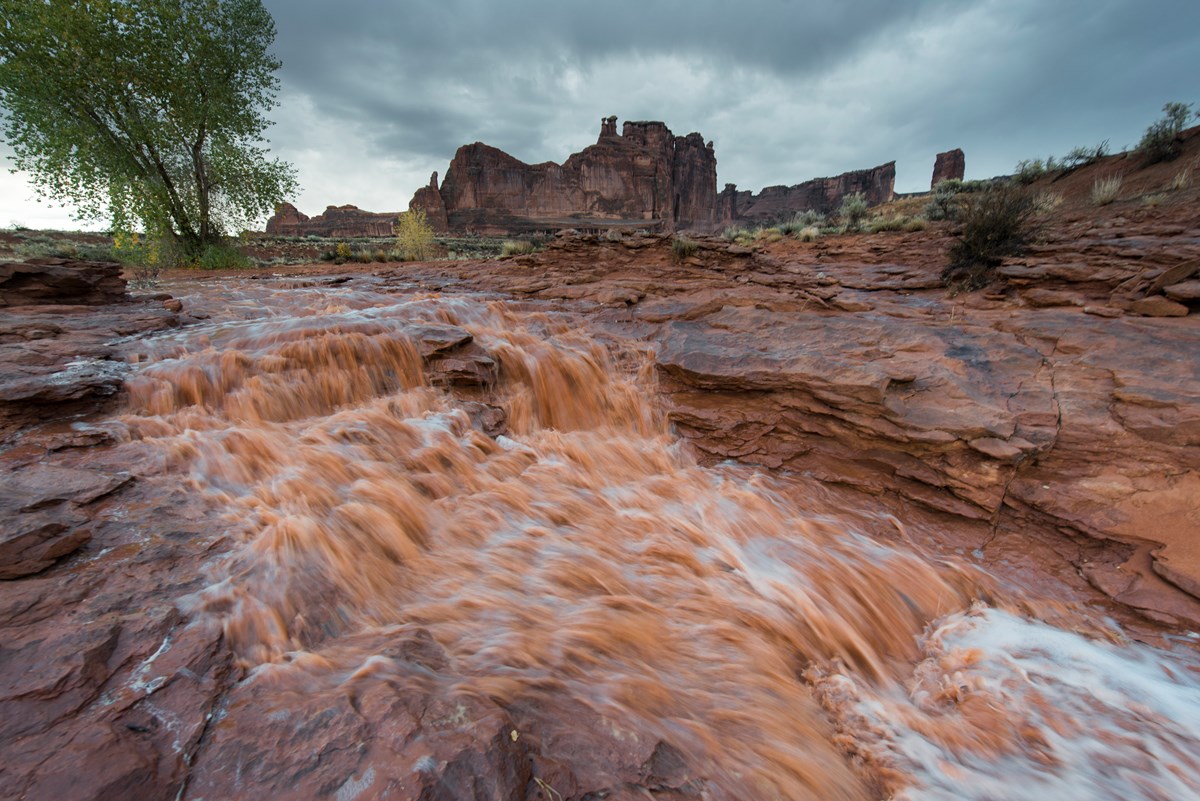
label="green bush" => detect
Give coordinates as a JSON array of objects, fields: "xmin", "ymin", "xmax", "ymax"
[
  {"xmin": 1063, "ymin": 141, "xmax": 1109, "ymax": 169},
  {"xmin": 942, "ymin": 184, "xmax": 1036, "ymax": 290},
  {"xmin": 671, "ymin": 236, "xmax": 699, "ymax": 259},
  {"xmin": 925, "ymin": 183, "xmax": 961, "ymax": 221},
  {"xmin": 1138, "ymin": 102, "xmax": 1196, "ymax": 163},
  {"xmin": 1014, "ymin": 158, "xmax": 1046, "ymax": 185},
  {"xmin": 195, "ymin": 241, "xmax": 251, "ymax": 270},
  {"xmin": 839, "ymin": 192, "xmax": 869, "ymax": 231}
]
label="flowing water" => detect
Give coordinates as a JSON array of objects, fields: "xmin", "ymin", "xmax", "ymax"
[{"xmin": 115, "ymin": 279, "xmax": 1200, "ymax": 800}]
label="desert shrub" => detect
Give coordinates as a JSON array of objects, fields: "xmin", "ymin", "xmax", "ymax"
[
  {"xmin": 500, "ymin": 239, "xmax": 536, "ymax": 257},
  {"xmin": 798, "ymin": 226, "xmax": 820, "ymax": 242},
  {"xmin": 839, "ymin": 192, "xmax": 869, "ymax": 231},
  {"xmin": 195, "ymin": 241, "xmax": 250, "ymax": 270},
  {"xmin": 866, "ymin": 214, "xmax": 929, "ymax": 234},
  {"xmin": 1142, "ymin": 193, "xmax": 1167, "ymax": 207},
  {"xmin": 1168, "ymin": 166, "xmax": 1192, "ymax": 191},
  {"xmin": 722, "ymin": 225, "xmax": 744, "ymax": 241},
  {"xmin": 942, "ymin": 184, "xmax": 1035, "ymax": 290},
  {"xmin": 1063, "ymin": 141, "xmax": 1109, "ymax": 168},
  {"xmin": 671, "ymin": 236, "xmax": 699, "ymax": 259},
  {"xmin": 1091, "ymin": 175, "xmax": 1123, "ymax": 205},
  {"xmin": 395, "ymin": 208, "xmax": 435, "ymax": 260},
  {"xmin": 1138, "ymin": 102, "xmax": 1196, "ymax": 163},
  {"xmin": 925, "ymin": 183, "xmax": 961, "ymax": 221},
  {"xmin": 756, "ymin": 228, "xmax": 783, "ymax": 243},
  {"xmin": 1014, "ymin": 158, "xmax": 1046, "ymax": 184},
  {"xmin": 1031, "ymin": 190, "xmax": 1064, "ymax": 214},
  {"xmin": 779, "ymin": 210, "xmax": 825, "ymax": 235}
]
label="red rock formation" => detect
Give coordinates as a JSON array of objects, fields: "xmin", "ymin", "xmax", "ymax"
[
  {"xmin": 1, "ymin": 258, "xmax": 126, "ymax": 306},
  {"xmin": 932, "ymin": 148, "xmax": 966, "ymax": 187},
  {"xmin": 265, "ymin": 203, "xmax": 398, "ymax": 238},
  {"xmin": 415, "ymin": 117, "xmax": 718, "ymax": 234},
  {"xmin": 409, "ymin": 171, "xmax": 449, "ymax": 232},
  {"xmin": 719, "ymin": 162, "xmax": 896, "ymax": 226}
]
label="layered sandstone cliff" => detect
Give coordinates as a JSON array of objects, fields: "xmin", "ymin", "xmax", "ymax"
[
  {"xmin": 413, "ymin": 117, "xmax": 718, "ymax": 235},
  {"xmin": 718, "ymin": 162, "xmax": 896, "ymax": 226},
  {"xmin": 268, "ymin": 118, "xmax": 959, "ymax": 237},
  {"xmin": 265, "ymin": 203, "xmax": 399, "ymax": 238}
]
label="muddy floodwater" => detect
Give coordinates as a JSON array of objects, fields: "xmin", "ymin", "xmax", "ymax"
[{"xmin": 4, "ymin": 273, "xmax": 1200, "ymax": 800}]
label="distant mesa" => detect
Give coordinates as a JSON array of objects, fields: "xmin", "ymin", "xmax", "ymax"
[
  {"xmin": 265, "ymin": 202, "xmax": 399, "ymax": 238},
  {"xmin": 265, "ymin": 117, "xmax": 962, "ymax": 237}
]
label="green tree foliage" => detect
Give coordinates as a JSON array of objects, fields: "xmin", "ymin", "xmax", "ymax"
[
  {"xmin": 0, "ymin": 0, "xmax": 298, "ymax": 253},
  {"xmin": 395, "ymin": 208, "xmax": 435, "ymax": 261}
]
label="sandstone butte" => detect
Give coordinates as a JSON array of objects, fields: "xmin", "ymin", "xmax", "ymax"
[
  {"xmin": 1, "ymin": 130, "xmax": 1198, "ymax": 801},
  {"xmin": 266, "ymin": 116, "xmax": 945, "ymax": 238}
]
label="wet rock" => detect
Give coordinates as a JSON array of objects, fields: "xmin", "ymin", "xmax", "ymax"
[
  {"xmin": 1130, "ymin": 296, "xmax": 1190, "ymax": 317},
  {"xmin": 0, "ymin": 258, "xmax": 126, "ymax": 307},
  {"xmin": 0, "ymin": 465, "xmax": 130, "ymax": 577},
  {"xmin": 1164, "ymin": 279, "xmax": 1200, "ymax": 302},
  {"xmin": 1083, "ymin": 305, "xmax": 1123, "ymax": 318},
  {"xmin": 1022, "ymin": 288, "xmax": 1083, "ymax": 308}
]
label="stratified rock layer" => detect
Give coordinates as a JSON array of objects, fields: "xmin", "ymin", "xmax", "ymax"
[
  {"xmin": 718, "ymin": 162, "xmax": 897, "ymax": 225},
  {"xmin": 931, "ymin": 148, "xmax": 966, "ymax": 187},
  {"xmin": 1, "ymin": 258, "xmax": 126, "ymax": 306},
  {"xmin": 265, "ymin": 203, "xmax": 398, "ymax": 238},
  {"xmin": 424, "ymin": 117, "xmax": 719, "ymax": 234}
]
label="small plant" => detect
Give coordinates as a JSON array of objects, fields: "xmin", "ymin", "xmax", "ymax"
[
  {"xmin": 925, "ymin": 183, "xmax": 962, "ymax": 221},
  {"xmin": 1014, "ymin": 158, "xmax": 1046, "ymax": 184},
  {"xmin": 671, "ymin": 236, "xmax": 699, "ymax": 259},
  {"xmin": 839, "ymin": 192, "xmax": 869, "ymax": 231},
  {"xmin": 1137, "ymin": 101, "xmax": 1196, "ymax": 163},
  {"xmin": 903, "ymin": 216, "xmax": 929, "ymax": 232},
  {"xmin": 1063, "ymin": 141, "xmax": 1109, "ymax": 169},
  {"xmin": 334, "ymin": 241, "xmax": 353, "ymax": 263},
  {"xmin": 798, "ymin": 226, "xmax": 820, "ymax": 242},
  {"xmin": 1168, "ymin": 166, "xmax": 1192, "ymax": 191},
  {"xmin": 1031, "ymin": 190, "xmax": 1064, "ymax": 214},
  {"xmin": 1091, "ymin": 175, "xmax": 1123, "ymax": 206},
  {"xmin": 500, "ymin": 239, "xmax": 536, "ymax": 257},
  {"xmin": 942, "ymin": 184, "xmax": 1036, "ymax": 290},
  {"xmin": 1142, "ymin": 193, "xmax": 1167, "ymax": 207},
  {"xmin": 395, "ymin": 207, "xmax": 435, "ymax": 260}
]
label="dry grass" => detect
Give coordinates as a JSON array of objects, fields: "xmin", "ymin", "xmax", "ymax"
[{"xmin": 1091, "ymin": 175, "xmax": 1123, "ymax": 206}]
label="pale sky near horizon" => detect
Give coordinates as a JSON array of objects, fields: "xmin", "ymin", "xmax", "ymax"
[{"xmin": 2, "ymin": 0, "xmax": 1198, "ymax": 230}]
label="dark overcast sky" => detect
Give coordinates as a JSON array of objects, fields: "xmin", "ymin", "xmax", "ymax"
[{"xmin": 3, "ymin": 0, "xmax": 1199, "ymax": 228}]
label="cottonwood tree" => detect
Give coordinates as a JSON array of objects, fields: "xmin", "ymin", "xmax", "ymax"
[
  {"xmin": 396, "ymin": 208, "xmax": 435, "ymax": 261},
  {"xmin": 0, "ymin": 0, "xmax": 297, "ymax": 253}
]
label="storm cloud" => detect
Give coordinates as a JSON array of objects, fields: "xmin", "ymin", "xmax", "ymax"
[{"xmin": 4, "ymin": 0, "xmax": 1198, "ymax": 227}]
